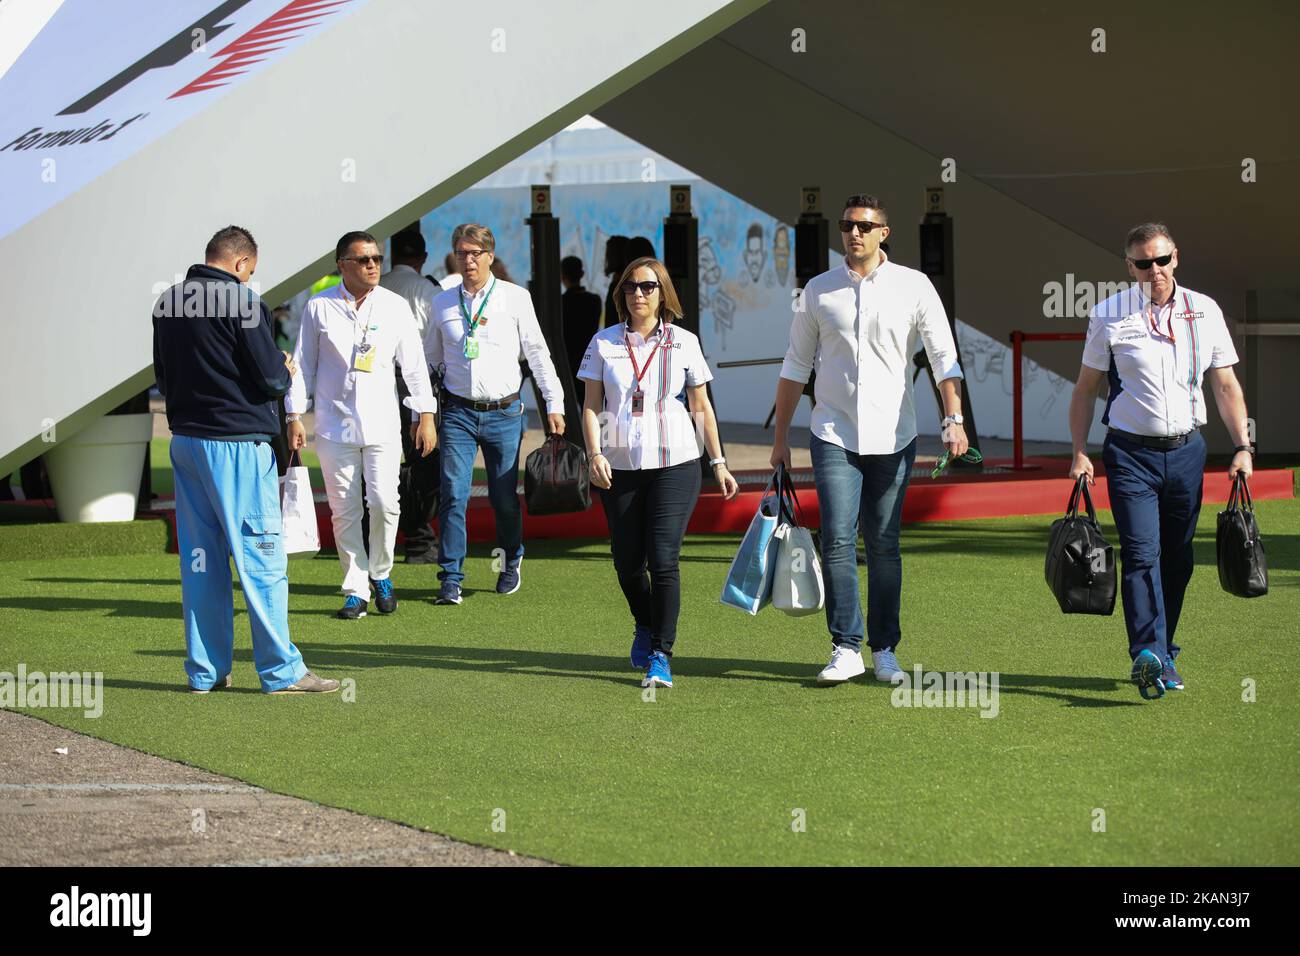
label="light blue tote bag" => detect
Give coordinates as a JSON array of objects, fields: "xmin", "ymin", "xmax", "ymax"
[{"xmin": 720, "ymin": 470, "xmax": 784, "ymax": 615}]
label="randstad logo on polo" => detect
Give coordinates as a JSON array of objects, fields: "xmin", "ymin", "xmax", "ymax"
[
  {"xmin": 890, "ymin": 665, "xmax": 1000, "ymax": 718},
  {"xmin": 50, "ymin": 886, "xmax": 151, "ymax": 936}
]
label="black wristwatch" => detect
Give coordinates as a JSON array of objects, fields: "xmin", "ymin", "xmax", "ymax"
[{"xmin": 1233, "ymin": 445, "xmax": 1255, "ymax": 457}]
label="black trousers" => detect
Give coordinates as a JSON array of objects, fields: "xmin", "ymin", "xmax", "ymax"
[
  {"xmin": 396, "ymin": 372, "xmax": 438, "ymax": 557},
  {"xmin": 598, "ymin": 459, "xmax": 701, "ymax": 656}
]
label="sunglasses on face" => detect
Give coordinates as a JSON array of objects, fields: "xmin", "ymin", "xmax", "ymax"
[
  {"xmin": 344, "ymin": 255, "xmax": 384, "ymax": 267},
  {"xmin": 839, "ymin": 219, "xmax": 885, "ymax": 235},
  {"xmin": 1129, "ymin": 253, "xmax": 1173, "ymax": 270},
  {"xmin": 622, "ymin": 280, "xmax": 660, "ymax": 297}
]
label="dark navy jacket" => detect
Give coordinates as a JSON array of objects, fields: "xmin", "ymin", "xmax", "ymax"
[{"xmin": 152, "ymin": 264, "xmax": 291, "ymax": 441}]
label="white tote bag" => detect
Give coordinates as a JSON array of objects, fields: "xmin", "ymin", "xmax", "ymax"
[
  {"xmin": 771, "ymin": 522, "xmax": 824, "ymax": 616},
  {"xmin": 279, "ymin": 451, "xmax": 320, "ymax": 559}
]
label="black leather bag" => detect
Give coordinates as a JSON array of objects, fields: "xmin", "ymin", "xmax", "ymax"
[
  {"xmin": 1216, "ymin": 474, "xmax": 1268, "ymax": 598},
  {"xmin": 1045, "ymin": 477, "xmax": 1117, "ymax": 615},
  {"xmin": 524, "ymin": 434, "xmax": 590, "ymax": 516}
]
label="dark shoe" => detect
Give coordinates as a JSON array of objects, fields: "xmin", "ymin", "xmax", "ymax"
[
  {"xmin": 267, "ymin": 671, "xmax": 340, "ymax": 695},
  {"xmin": 435, "ymin": 581, "xmax": 462, "ymax": 605},
  {"xmin": 496, "ymin": 559, "xmax": 522, "ymax": 595},
  {"xmin": 630, "ymin": 624, "xmax": 652, "ymax": 670},
  {"xmin": 190, "ymin": 674, "xmax": 232, "ymax": 694},
  {"xmin": 336, "ymin": 595, "xmax": 368, "ymax": 620},
  {"xmin": 371, "ymin": 577, "xmax": 398, "ymax": 614},
  {"xmin": 1162, "ymin": 655, "xmax": 1185, "ymax": 691},
  {"xmin": 404, "ymin": 551, "xmax": 438, "ymax": 565}
]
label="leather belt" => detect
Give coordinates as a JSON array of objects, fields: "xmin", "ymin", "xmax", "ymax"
[
  {"xmin": 442, "ymin": 390, "xmax": 520, "ymax": 412},
  {"xmin": 1107, "ymin": 427, "xmax": 1198, "ymax": 450}
]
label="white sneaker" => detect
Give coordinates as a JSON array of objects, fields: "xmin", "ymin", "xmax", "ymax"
[
  {"xmin": 871, "ymin": 649, "xmax": 905, "ymax": 683},
  {"xmin": 817, "ymin": 646, "xmax": 866, "ymax": 684}
]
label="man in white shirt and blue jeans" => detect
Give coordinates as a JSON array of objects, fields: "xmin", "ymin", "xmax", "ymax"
[
  {"xmin": 288, "ymin": 231, "xmax": 438, "ymax": 619},
  {"xmin": 423, "ymin": 223, "xmax": 565, "ymax": 605},
  {"xmin": 770, "ymin": 195, "xmax": 969, "ymax": 684},
  {"xmin": 1068, "ymin": 223, "xmax": 1253, "ymax": 700}
]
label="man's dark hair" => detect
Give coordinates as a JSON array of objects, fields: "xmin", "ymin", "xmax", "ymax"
[
  {"xmin": 1124, "ymin": 222, "xmax": 1175, "ymax": 256},
  {"xmin": 336, "ymin": 230, "xmax": 378, "ymax": 261},
  {"xmin": 205, "ymin": 225, "xmax": 257, "ymax": 262},
  {"xmin": 843, "ymin": 194, "xmax": 888, "ymax": 225},
  {"xmin": 392, "ymin": 230, "xmax": 426, "ymax": 259},
  {"xmin": 627, "ymin": 236, "xmax": 655, "ymax": 259},
  {"xmin": 561, "ymin": 255, "xmax": 584, "ymax": 283}
]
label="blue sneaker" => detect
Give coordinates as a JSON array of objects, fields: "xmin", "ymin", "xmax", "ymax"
[
  {"xmin": 1162, "ymin": 655, "xmax": 1185, "ymax": 691},
  {"xmin": 642, "ymin": 650, "xmax": 673, "ymax": 688},
  {"xmin": 1131, "ymin": 649, "xmax": 1165, "ymax": 700},
  {"xmin": 630, "ymin": 624, "xmax": 652, "ymax": 670},
  {"xmin": 496, "ymin": 559, "xmax": 522, "ymax": 595},
  {"xmin": 435, "ymin": 581, "xmax": 462, "ymax": 605},
  {"xmin": 336, "ymin": 595, "xmax": 368, "ymax": 620},
  {"xmin": 370, "ymin": 577, "xmax": 397, "ymax": 614}
]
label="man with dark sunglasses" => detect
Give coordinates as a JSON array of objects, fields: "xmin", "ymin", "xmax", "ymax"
[
  {"xmin": 287, "ymin": 231, "xmax": 438, "ymax": 620},
  {"xmin": 771, "ymin": 194, "xmax": 968, "ymax": 685},
  {"xmin": 1068, "ymin": 223, "xmax": 1253, "ymax": 700}
]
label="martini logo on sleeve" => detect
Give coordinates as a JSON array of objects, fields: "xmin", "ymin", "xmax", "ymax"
[{"xmin": 0, "ymin": 0, "xmax": 367, "ymax": 239}]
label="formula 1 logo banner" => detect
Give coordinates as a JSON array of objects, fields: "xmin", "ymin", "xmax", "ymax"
[{"xmin": 0, "ymin": 0, "xmax": 367, "ymax": 240}]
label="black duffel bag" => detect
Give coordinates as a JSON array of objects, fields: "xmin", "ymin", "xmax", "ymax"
[
  {"xmin": 1216, "ymin": 473, "xmax": 1268, "ymax": 597},
  {"xmin": 1045, "ymin": 476, "xmax": 1117, "ymax": 615},
  {"xmin": 524, "ymin": 433, "xmax": 590, "ymax": 515}
]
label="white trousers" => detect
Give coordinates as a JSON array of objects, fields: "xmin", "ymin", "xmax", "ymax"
[{"xmin": 315, "ymin": 436, "xmax": 402, "ymax": 599}]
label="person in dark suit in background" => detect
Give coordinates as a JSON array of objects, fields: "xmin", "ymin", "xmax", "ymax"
[{"xmin": 560, "ymin": 255, "xmax": 601, "ymax": 388}]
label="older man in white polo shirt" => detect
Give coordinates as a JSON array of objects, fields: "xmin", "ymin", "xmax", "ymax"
[
  {"xmin": 288, "ymin": 230, "xmax": 437, "ymax": 620},
  {"xmin": 1068, "ymin": 222, "xmax": 1253, "ymax": 700},
  {"xmin": 423, "ymin": 222, "xmax": 565, "ymax": 606},
  {"xmin": 770, "ymin": 194, "xmax": 969, "ymax": 684}
]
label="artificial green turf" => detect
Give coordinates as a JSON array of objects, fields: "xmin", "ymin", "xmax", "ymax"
[
  {"xmin": 2, "ymin": 501, "xmax": 1297, "ymax": 866},
  {"xmin": 0, "ymin": 515, "xmax": 171, "ymax": 563}
]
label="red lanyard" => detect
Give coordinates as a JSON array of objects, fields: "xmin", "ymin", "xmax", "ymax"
[
  {"xmin": 624, "ymin": 322, "xmax": 667, "ymax": 392},
  {"xmin": 1148, "ymin": 299, "xmax": 1175, "ymax": 343}
]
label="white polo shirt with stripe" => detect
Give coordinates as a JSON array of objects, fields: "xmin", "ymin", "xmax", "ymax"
[
  {"xmin": 578, "ymin": 321, "xmax": 713, "ymax": 470},
  {"xmin": 1081, "ymin": 282, "xmax": 1237, "ymax": 438}
]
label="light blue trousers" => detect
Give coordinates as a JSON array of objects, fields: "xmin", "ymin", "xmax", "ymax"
[{"xmin": 170, "ymin": 435, "xmax": 307, "ymax": 692}]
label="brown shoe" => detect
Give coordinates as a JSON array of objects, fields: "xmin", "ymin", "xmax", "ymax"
[
  {"xmin": 190, "ymin": 675, "xmax": 233, "ymax": 694},
  {"xmin": 267, "ymin": 671, "xmax": 340, "ymax": 695}
]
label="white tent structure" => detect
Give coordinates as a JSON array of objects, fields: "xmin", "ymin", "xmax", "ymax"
[{"xmin": 2, "ymin": 0, "xmax": 1294, "ymax": 497}]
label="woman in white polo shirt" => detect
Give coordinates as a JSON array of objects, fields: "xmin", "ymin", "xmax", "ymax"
[{"xmin": 579, "ymin": 257, "xmax": 738, "ymax": 689}]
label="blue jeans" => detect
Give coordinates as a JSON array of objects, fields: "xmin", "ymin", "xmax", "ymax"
[
  {"xmin": 437, "ymin": 398, "xmax": 526, "ymax": 585},
  {"xmin": 170, "ymin": 436, "xmax": 307, "ymax": 692},
  {"xmin": 811, "ymin": 435, "xmax": 916, "ymax": 653},
  {"xmin": 1102, "ymin": 431, "xmax": 1205, "ymax": 662}
]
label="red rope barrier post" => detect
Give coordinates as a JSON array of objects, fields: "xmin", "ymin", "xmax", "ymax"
[
  {"xmin": 1009, "ymin": 332, "xmax": 1086, "ymax": 471},
  {"xmin": 1011, "ymin": 330, "xmax": 1024, "ymax": 470}
]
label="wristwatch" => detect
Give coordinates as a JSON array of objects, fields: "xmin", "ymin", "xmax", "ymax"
[
  {"xmin": 286, "ymin": 414, "xmax": 302, "ymax": 423},
  {"xmin": 709, "ymin": 457, "xmax": 727, "ymax": 468},
  {"xmin": 1233, "ymin": 444, "xmax": 1255, "ymax": 457},
  {"xmin": 941, "ymin": 414, "xmax": 964, "ymax": 428}
]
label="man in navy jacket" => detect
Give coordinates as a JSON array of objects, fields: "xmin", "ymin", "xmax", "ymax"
[{"xmin": 153, "ymin": 225, "xmax": 337, "ymax": 694}]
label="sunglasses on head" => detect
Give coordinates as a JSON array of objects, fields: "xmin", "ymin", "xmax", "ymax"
[
  {"xmin": 344, "ymin": 254, "xmax": 384, "ymax": 267},
  {"xmin": 622, "ymin": 280, "xmax": 660, "ymax": 296},
  {"xmin": 1129, "ymin": 253, "xmax": 1173, "ymax": 270},
  {"xmin": 839, "ymin": 219, "xmax": 885, "ymax": 234}
]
